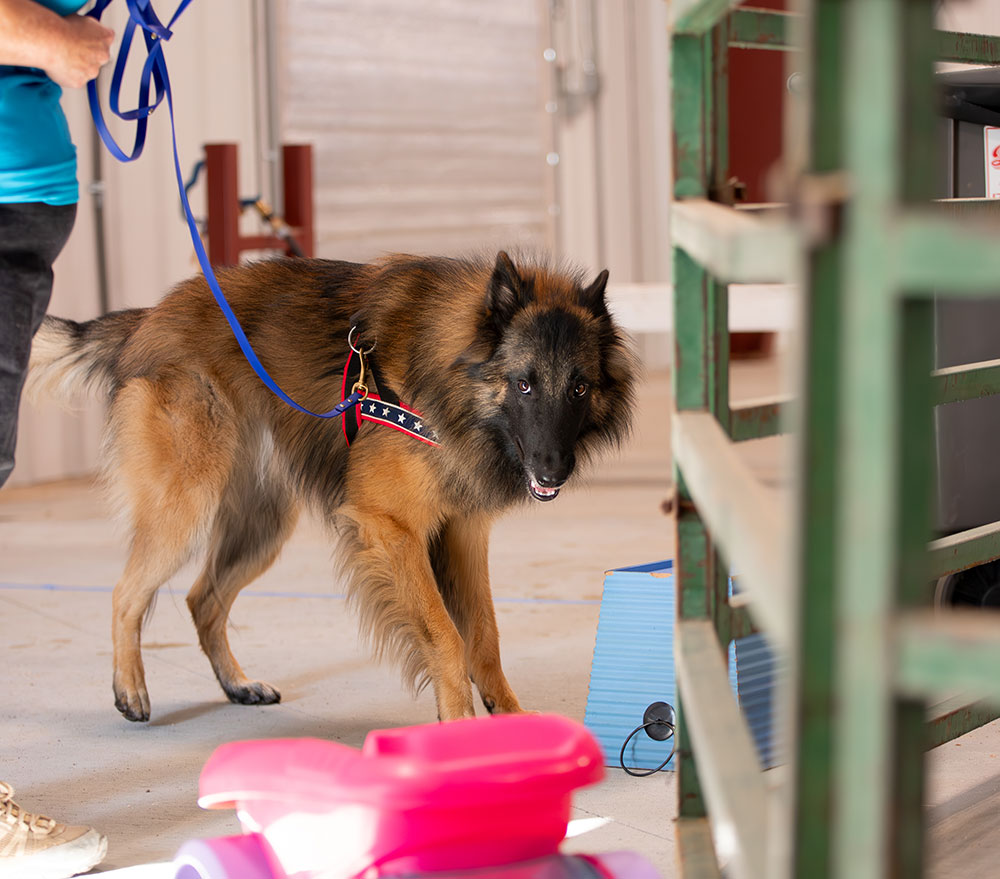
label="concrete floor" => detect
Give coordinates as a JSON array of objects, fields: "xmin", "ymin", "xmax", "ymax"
[{"xmin": 3, "ymin": 359, "xmax": 1000, "ymax": 877}]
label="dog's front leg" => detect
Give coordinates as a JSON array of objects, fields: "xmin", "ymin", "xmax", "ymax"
[
  {"xmin": 343, "ymin": 507, "xmax": 477, "ymax": 721},
  {"xmin": 433, "ymin": 516, "xmax": 523, "ymax": 715}
]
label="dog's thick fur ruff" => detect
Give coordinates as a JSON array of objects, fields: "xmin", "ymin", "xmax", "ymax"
[{"xmin": 28, "ymin": 252, "xmax": 636, "ymax": 721}]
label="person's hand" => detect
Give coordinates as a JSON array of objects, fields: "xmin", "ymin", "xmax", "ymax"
[{"xmin": 45, "ymin": 14, "xmax": 114, "ymax": 89}]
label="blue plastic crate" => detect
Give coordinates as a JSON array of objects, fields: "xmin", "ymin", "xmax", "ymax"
[
  {"xmin": 733, "ymin": 632, "xmax": 779, "ymax": 768},
  {"xmin": 583, "ymin": 560, "xmax": 778, "ymax": 771}
]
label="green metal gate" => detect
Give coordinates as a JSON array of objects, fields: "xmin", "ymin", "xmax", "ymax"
[{"xmin": 670, "ymin": 2, "xmax": 1000, "ymax": 877}]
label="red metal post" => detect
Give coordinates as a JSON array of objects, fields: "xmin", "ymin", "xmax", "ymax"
[
  {"xmin": 282, "ymin": 144, "xmax": 314, "ymax": 258},
  {"xmin": 204, "ymin": 143, "xmax": 242, "ymax": 267}
]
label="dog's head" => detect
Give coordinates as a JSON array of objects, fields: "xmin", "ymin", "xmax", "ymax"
[{"xmin": 481, "ymin": 251, "xmax": 636, "ymax": 502}]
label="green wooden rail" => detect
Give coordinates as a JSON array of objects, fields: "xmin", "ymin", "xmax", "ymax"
[{"xmin": 670, "ymin": 1, "xmax": 1000, "ymax": 877}]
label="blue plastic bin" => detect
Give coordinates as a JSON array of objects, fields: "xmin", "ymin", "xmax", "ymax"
[{"xmin": 583, "ymin": 561, "xmax": 778, "ymax": 771}]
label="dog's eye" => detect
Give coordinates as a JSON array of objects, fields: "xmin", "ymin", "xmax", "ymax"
[
  {"xmin": 573, "ymin": 381, "xmax": 589, "ymax": 398},
  {"xmin": 517, "ymin": 379, "xmax": 531, "ymax": 394}
]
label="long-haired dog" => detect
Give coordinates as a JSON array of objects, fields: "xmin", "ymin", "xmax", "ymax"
[{"xmin": 28, "ymin": 251, "xmax": 636, "ymax": 721}]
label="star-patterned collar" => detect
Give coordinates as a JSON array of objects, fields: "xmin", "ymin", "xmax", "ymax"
[{"xmin": 359, "ymin": 396, "xmax": 440, "ymax": 447}]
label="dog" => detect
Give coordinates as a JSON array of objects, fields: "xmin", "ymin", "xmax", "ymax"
[{"xmin": 27, "ymin": 251, "xmax": 636, "ymax": 722}]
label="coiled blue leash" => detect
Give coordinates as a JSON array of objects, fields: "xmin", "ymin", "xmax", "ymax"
[{"xmin": 85, "ymin": 0, "xmax": 360, "ymax": 419}]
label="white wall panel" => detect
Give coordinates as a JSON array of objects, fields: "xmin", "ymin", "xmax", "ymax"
[{"xmin": 278, "ymin": 0, "xmax": 551, "ymax": 261}]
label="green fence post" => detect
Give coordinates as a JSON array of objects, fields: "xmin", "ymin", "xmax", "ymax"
[
  {"xmin": 833, "ymin": 1, "xmax": 903, "ymax": 875},
  {"xmin": 787, "ymin": 2, "xmax": 846, "ymax": 874},
  {"xmin": 889, "ymin": 0, "xmax": 938, "ymax": 873}
]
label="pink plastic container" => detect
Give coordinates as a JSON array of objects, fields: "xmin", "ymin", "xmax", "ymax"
[{"xmin": 197, "ymin": 714, "xmax": 606, "ymax": 879}]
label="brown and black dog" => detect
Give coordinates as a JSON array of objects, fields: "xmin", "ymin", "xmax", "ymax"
[{"xmin": 27, "ymin": 251, "xmax": 636, "ymax": 722}]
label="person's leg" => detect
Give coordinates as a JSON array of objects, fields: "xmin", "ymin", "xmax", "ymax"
[
  {"xmin": 0, "ymin": 201, "xmax": 76, "ymax": 489},
  {"xmin": 0, "ymin": 202, "xmax": 106, "ymax": 877}
]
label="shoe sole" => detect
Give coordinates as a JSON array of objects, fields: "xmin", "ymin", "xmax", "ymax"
[{"xmin": 1, "ymin": 829, "xmax": 108, "ymax": 879}]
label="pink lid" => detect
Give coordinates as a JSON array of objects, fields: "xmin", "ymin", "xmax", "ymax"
[{"xmin": 198, "ymin": 714, "xmax": 604, "ymax": 813}]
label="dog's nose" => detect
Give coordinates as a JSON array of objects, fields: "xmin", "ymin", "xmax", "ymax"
[
  {"xmin": 530, "ymin": 451, "xmax": 575, "ymax": 487},
  {"xmin": 534, "ymin": 472, "xmax": 564, "ymax": 488}
]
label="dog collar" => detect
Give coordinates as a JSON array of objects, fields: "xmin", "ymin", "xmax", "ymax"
[
  {"xmin": 357, "ymin": 396, "xmax": 440, "ymax": 446},
  {"xmin": 340, "ymin": 346, "xmax": 440, "ymax": 447}
]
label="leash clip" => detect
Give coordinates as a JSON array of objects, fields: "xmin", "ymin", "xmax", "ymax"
[
  {"xmin": 351, "ymin": 378, "xmax": 369, "ymax": 401},
  {"xmin": 349, "ymin": 328, "xmax": 371, "ymax": 400},
  {"xmin": 351, "ymin": 357, "xmax": 369, "ymax": 400}
]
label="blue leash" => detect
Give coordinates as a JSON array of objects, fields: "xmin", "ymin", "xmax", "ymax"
[{"xmin": 85, "ymin": 0, "xmax": 359, "ymax": 420}]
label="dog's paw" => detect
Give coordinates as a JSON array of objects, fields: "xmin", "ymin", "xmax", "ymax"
[
  {"xmin": 114, "ymin": 689, "xmax": 151, "ymax": 722},
  {"xmin": 223, "ymin": 680, "xmax": 281, "ymax": 706}
]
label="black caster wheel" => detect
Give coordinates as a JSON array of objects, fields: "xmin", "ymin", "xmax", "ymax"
[{"xmin": 935, "ymin": 559, "xmax": 1000, "ymax": 609}]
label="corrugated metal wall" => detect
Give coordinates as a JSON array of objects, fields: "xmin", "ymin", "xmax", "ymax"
[{"xmin": 278, "ymin": 0, "xmax": 551, "ymax": 261}]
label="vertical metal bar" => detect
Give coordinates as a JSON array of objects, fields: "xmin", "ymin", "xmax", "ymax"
[
  {"xmin": 706, "ymin": 19, "xmax": 730, "ymax": 426},
  {"xmin": 673, "ymin": 15, "xmax": 715, "ymax": 825},
  {"xmin": 674, "ymin": 264, "xmax": 713, "ymax": 827},
  {"xmin": 675, "ymin": 706, "xmax": 707, "ymax": 821},
  {"xmin": 204, "ymin": 143, "xmax": 242, "ymax": 268},
  {"xmin": 833, "ymin": 0, "xmax": 901, "ymax": 875},
  {"xmin": 282, "ymin": 144, "xmax": 315, "ymax": 258},
  {"xmin": 786, "ymin": 2, "xmax": 844, "ymax": 876},
  {"xmin": 261, "ymin": 0, "xmax": 284, "ymax": 216},
  {"xmin": 251, "ymin": 0, "xmax": 284, "ymax": 217},
  {"xmin": 701, "ymin": 29, "xmax": 715, "ymax": 200},
  {"xmin": 889, "ymin": 296, "xmax": 933, "ymax": 873},
  {"xmin": 88, "ymin": 120, "xmax": 110, "ymax": 315},
  {"xmin": 889, "ymin": 1, "xmax": 938, "ymax": 873},
  {"xmin": 676, "ymin": 472, "xmax": 713, "ymax": 819},
  {"xmin": 708, "ymin": 279, "xmax": 732, "ymax": 648},
  {"xmin": 709, "ymin": 21, "xmax": 728, "ymax": 199},
  {"xmin": 891, "ymin": 301, "xmax": 933, "ymax": 879},
  {"xmin": 708, "ymin": 280, "xmax": 730, "ymax": 435},
  {"xmin": 674, "ymin": 250, "xmax": 710, "ymax": 411},
  {"xmin": 790, "ymin": 247, "xmax": 841, "ymax": 879},
  {"xmin": 677, "ymin": 493, "xmax": 713, "ymax": 632},
  {"xmin": 674, "ymin": 34, "xmax": 709, "ymax": 198},
  {"xmin": 707, "ymin": 19, "xmax": 732, "ymax": 654},
  {"xmin": 674, "ymin": 251, "xmax": 713, "ymax": 827}
]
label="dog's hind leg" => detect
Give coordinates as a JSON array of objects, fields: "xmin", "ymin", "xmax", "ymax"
[
  {"xmin": 112, "ymin": 527, "xmax": 195, "ymax": 722},
  {"xmin": 108, "ymin": 376, "xmax": 237, "ymax": 722},
  {"xmin": 431, "ymin": 516, "xmax": 523, "ymax": 715},
  {"xmin": 186, "ymin": 455, "xmax": 299, "ymax": 706}
]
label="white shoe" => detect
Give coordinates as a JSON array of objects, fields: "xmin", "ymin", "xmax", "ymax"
[{"xmin": 0, "ymin": 782, "xmax": 107, "ymax": 879}]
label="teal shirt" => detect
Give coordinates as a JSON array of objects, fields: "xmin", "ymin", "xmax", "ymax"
[{"xmin": 0, "ymin": 0, "xmax": 88, "ymax": 205}]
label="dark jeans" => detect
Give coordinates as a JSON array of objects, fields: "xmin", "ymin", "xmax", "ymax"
[{"xmin": 0, "ymin": 201, "xmax": 76, "ymax": 489}]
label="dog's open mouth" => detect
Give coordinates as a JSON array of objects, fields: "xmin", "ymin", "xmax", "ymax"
[{"xmin": 529, "ymin": 477, "xmax": 560, "ymax": 502}]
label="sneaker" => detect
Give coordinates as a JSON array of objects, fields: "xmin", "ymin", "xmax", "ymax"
[{"xmin": 0, "ymin": 782, "xmax": 107, "ymax": 879}]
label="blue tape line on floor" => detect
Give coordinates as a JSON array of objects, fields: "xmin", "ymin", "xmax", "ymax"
[{"xmin": 0, "ymin": 581, "xmax": 600, "ymax": 606}]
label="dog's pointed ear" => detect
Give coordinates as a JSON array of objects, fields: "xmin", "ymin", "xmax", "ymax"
[
  {"xmin": 487, "ymin": 251, "xmax": 532, "ymax": 325},
  {"xmin": 579, "ymin": 269, "xmax": 610, "ymax": 314}
]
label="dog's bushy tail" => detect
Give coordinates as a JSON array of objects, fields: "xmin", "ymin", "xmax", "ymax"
[{"xmin": 26, "ymin": 310, "xmax": 145, "ymax": 403}]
